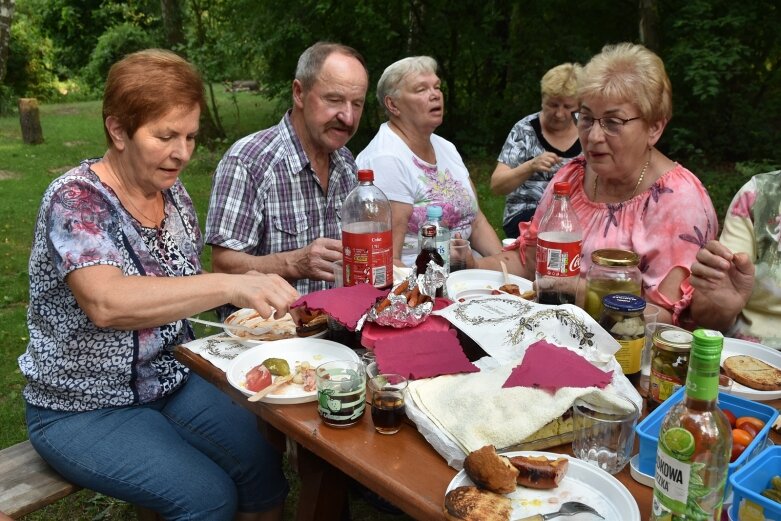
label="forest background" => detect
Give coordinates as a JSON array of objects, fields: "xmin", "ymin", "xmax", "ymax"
[{"xmin": 0, "ymin": 0, "xmax": 780, "ymax": 519}]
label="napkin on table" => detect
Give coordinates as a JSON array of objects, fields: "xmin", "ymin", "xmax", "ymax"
[
  {"xmin": 503, "ymin": 339, "xmax": 613, "ymax": 392},
  {"xmin": 292, "ymin": 283, "xmax": 387, "ymax": 331},
  {"xmin": 373, "ymin": 329, "xmax": 478, "ymax": 380}
]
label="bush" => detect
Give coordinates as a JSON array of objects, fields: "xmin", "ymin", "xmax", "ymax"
[
  {"xmin": 3, "ymin": 14, "xmax": 59, "ymax": 104},
  {"xmin": 82, "ymin": 23, "xmax": 157, "ymax": 90}
]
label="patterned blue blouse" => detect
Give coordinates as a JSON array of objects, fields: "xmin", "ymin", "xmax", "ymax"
[{"xmin": 19, "ymin": 159, "xmax": 201, "ymax": 411}]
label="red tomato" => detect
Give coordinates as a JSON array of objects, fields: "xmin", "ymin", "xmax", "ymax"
[
  {"xmin": 721, "ymin": 408, "xmax": 737, "ymax": 428},
  {"xmin": 736, "ymin": 416, "xmax": 765, "ymax": 432},
  {"xmin": 732, "ymin": 428, "xmax": 753, "ymax": 447},
  {"xmin": 245, "ymin": 364, "xmax": 272, "ymax": 392},
  {"xmin": 731, "ymin": 442, "xmax": 747, "ymax": 463},
  {"xmin": 741, "ymin": 422, "xmax": 761, "ymax": 440}
]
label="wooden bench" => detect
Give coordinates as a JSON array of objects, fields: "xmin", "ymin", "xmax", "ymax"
[{"xmin": 0, "ymin": 441, "xmax": 159, "ymax": 520}]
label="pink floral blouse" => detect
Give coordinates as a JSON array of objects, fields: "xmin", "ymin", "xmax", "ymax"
[{"xmin": 519, "ymin": 157, "xmax": 718, "ymax": 324}]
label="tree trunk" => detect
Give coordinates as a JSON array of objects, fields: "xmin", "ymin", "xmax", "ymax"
[
  {"xmin": 638, "ymin": 0, "xmax": 660, "ymax": 52},
  {"xmin": 19, "ymin": 98, "xmax": 43, "ymax": 144},
  {"xmin": 0, "ymin": 0, "xmax": 15, "ymax": 83},
  {"xmin": 160, "ymin": 0, "xmax": 185, "ymax": 49}
]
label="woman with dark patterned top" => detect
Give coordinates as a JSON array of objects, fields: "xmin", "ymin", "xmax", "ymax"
[
  {"xmin": 18, "ymin": 50, "xmax": 297, "ymax": 521},
  {"xmin": 491, "ymin": 63, "xmax": 582, "ymax": 238}
]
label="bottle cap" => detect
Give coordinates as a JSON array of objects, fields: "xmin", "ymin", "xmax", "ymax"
[
  {"xmin": 553, "ymin": 181, "xmax": 570, "ymax": 195},
  {"xmin": 357, "ymin": 169, "xmax": 374, "ymax": 182},
  {"xmin": 691, "ymin": 329, "xmax": 724, "ymax": 365},
  {"xmin": 426, "ymin": 205, "xmax": 443, "ymax": 219},
  {"xmin": 602, "ymin": 293, "xmax": 646, "ymax": 313}
]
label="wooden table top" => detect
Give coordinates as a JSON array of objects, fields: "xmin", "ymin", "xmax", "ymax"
[{"xmin": 175, "ymin": 344, "xmax": 781, "ymax": 520}]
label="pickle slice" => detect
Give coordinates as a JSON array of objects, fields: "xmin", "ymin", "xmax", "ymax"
[{"xmin": 262, "ymin": 357, "xmax": 291, "ymax": 376}]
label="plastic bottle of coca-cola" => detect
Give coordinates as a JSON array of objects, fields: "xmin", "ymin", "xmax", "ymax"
[
  {"xmin": 342, "ymin": 169, "xmax": 393, "ymax": 289},
  {"xmin": 535, "ymin": 181, "xmax": 582, "ymax": 305}
]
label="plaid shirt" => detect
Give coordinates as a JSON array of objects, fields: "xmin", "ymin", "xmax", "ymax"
[{"xmin": 205, "ymin": 111, "xmax": 357, "ymax": 294}]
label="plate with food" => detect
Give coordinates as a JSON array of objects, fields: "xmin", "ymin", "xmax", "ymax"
[
  {"xmin": 721, "ymin": 337, "xmax": 781, "ymax": 401},
  {"xmin": 227, "ymin": 338, "xmax": 361, "ymax": 404},
  {"xmin": 223, "ymin": 307, "xmax": 327, "ymax": 343},
  {"xmin": 444, "ymin": 446, "xmax": 639, "ymax": 521},
  {"xmin": 446, "ymin": 269, "xmax": 534, "ymax": 302}
]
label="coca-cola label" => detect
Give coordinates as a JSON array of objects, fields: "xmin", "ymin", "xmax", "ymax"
[
  {"xmin": 342, "ymin": 229, "xmax": 392, "ymax": 288},
  {"xmin": 536, "ymin": 237, "xmax": 581, "ymax": 277}
]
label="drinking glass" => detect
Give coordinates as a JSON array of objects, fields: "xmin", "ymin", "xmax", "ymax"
[
  {"xmin": 316, "ymin": 360, "xmax": 365, "ymax": 428},
  {"xmin": 368, "ymin": 374, "xmax": 408, "ymax": 435},
  {"xmin": 572, "ymin": 394, "xmax": 639, "ymax": 474},
  {"xmin": 639, "ymin": 304, "xmax": 662, "ymax": 396},
  {"xmin": 449, "ymin": 239, "xmax": 471, "ymax": 273}
]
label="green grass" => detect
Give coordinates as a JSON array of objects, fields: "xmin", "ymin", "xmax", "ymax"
[{"xmin": 0, "ymin": 87, "xmax": 757, "ymax": 520}]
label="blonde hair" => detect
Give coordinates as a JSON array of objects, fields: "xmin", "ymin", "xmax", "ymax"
[
  {"xmin": 540, "ymin": 63, "xmax": 581, "ymax": 100},
  {"xmin": 376, "ymin": 56, "xmax": 438, "ymax": 116},
  {"xmin": 578, "ymin": 42, "xmax": 672, "ymax": 122}
]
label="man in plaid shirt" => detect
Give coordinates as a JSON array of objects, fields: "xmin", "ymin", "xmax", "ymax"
[{"xmin": 206, "ymin": 42, "xmax": 369, "ymax": 295}]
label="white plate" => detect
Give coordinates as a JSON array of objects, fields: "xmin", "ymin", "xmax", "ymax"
[
  {"xmin": 446, "ymin": 268, "xmax": 533, "ymax": 301},
  {"xmin": 226, "ymin": 338, "xmax": 360, "ymax": 404},
  {"xmin": 223, "ymin": 309, "xmax": 326, "ymax": 344},
  {"xmin": 720, "ymin": 337, "xmax": 781, "ymax": 401},
  {"xmin": 446, "ymin": 450, "xmax": 640, "ymax": 521}
]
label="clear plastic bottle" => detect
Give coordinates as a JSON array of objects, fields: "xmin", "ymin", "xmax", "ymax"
[
  {"xmin": 535, "ymin": 181, "xmax": 582, "ymax": 305},
  {"xmin": 651, "ymin": 329, "xmax": 731, "ymax": 520},
  {"xmin": 418, "ymin": 205, "xmax": 450, "ymax": 273},
  {"xmin": 342, "ymin": 169, "xmax": 393, "ymax": 289}
]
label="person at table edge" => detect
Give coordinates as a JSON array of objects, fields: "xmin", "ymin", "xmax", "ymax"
[
  {"xmin": 490, "ymin": 62, "xmax": 582, "ymax": 239},
  {"xmin": 206, "ymin": 42, "xmax": 369, "ymax": 294},
  {"xmin": 18, "ymin": 49, "xmax": 299, "ymax": 520},
  {"xmin": 356, "ymin": 55, "xmax": 502, "ymax": 267},
  {"xmin": 475, "ymin": 42, "xmax": 718, "ymax": 326},
  {"xmin": 688, "ymin": 169, "xmax": 781, "ymax": 349}
]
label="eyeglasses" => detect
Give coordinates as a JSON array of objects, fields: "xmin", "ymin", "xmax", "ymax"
[{"xmin": 572, "ymin": 112, "xmax": 642, "ymax": 137}]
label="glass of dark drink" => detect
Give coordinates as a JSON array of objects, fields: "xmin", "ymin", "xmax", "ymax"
[
  {"xmin": 449, "ymin": 238, "xmax": 471, "ymax": 273},
  {"xmin": 368, "ymin": 374, "xmax": 408, "ymax": 435}
]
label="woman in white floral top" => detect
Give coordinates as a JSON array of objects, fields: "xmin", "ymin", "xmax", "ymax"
[
  {"xmin": 356, "ymin": 56, "xmax": 502, "ymax": 267},
  {"xmin": 689, "ymin": 170, "xmax": 781, "ymax": 349}
]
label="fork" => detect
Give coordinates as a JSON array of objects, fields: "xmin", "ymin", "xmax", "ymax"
[{"xmin": 515, "ymin": 501, "xmax": 604, "ymax": 520}]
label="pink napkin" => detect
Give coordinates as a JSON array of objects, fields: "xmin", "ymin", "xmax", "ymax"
[
  {"xmin": 373, "ymin": 330, "xmax": 479, "ymax": 380},
  {"xmin": 292, "ymin": 284, "xmax": 387, "ymax": 331},
  {"xmin": 503, "ymin": 340, "xmax": 613, "ymax": 392},
  {"xmin": 362, "ymin": 297, "xmax": 453, "ymax": 349}
]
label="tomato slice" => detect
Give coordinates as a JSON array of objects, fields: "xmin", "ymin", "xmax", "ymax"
[
  {"xmin": 732, "ymin": 428, "xmax": 754, "ymax": 447},
  {"xmin": 736, "ymin": 416, "xmax": 765, "ymax": 432},
  {"xmin": 245, "ymin": 364, "xmax": 272, "ymax": 392}
]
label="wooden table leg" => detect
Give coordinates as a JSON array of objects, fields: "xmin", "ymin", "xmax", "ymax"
[{"xmin": 288, "ymin": 441, "xmax": 348, "ymax": 521}]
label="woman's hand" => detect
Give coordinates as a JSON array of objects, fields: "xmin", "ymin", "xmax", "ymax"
[
  {"xmin": 689, "ymin": 240, "xmax": 755, "ymax": 330},
  {"xmin": 530, "ymin": 151, "xmax": 562, "ymax": 173},
  {"xmin": 229, "ymin": 272, "xmax": 300, "ymax": 319},
  {"xmin": 490, "ymin": 153, "xmax": 561, "ymax": 195}
]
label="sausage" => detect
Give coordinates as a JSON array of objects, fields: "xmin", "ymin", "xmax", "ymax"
[
  {"xmin": 393, "ymin": 280, "xmax": 410, "ymax": 295},
  {"xmin": 509, "ymin": 455, "xmax": 568, "ymax": 489},
  {"xmin": 407, "ymin": 286, "xmax": 421, "ymax": 307}
]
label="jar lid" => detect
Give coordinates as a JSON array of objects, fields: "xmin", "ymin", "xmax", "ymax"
[
  {"xmin": 591, "ymin": 249, "xmax": 640, "ymax": 267},
  {"xmin": 653, "ymin": 327, "xmax": 694, "ymax": 353},
  {"xmin": 602, "ymin": 293, "xmax": 646, "ymax": 313}
]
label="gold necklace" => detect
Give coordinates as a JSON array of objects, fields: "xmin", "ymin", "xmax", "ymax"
[
  {"xmin": 105, "ymin": 162, "xmax": 163, "ymax": 227},
  {"xmin": 592, "ymin": 154, "xmax": 651, "ymax": 201}
]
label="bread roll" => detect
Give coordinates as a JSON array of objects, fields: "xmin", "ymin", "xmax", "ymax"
[
  {"xmin": 443, "ymin": 486, "xmax": 511, "ymax": 521},
  {"xmin": 463, "ymin": 445, "xmax": 518, "ymax": 494},
  {"xmin": 723, "ymin": 355, "xmax": 781, "ymax": 391}
]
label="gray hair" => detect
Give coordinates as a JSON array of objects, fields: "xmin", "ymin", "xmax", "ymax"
[
  {"xmin": 295, "ymin": 41, "xmax": 367, "ymax": 91},
  {"xmin": 376, "ymin": 56, "xmax": 438, "ymax": 116}
]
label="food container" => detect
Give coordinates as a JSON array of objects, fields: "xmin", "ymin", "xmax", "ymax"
[
  {"xmin": 647, "ymin": 328, "xmax": 693, "ymax": 411},
  {"xmin": 599, "ymin": 293, "xmax": 646, "ymax": 381},
  {"xmin": 584, "ymin": 249, "xmax": 642, "ymax": 319},
  {"xmin": 636, "ymin": 386, "xmax": 779, "ymax": 498},
  {"xmin": 730, "ymin": 446, "xmax": 781, "ymax": 521}
]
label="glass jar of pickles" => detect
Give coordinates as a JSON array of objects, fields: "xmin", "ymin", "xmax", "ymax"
[
  {"xmin": 599, "ymin": 293, "xmax": 646, "ymax": 385},
  {"xmin": 584, "ymin": 249, "xmax": 642, "ymax": 320},
  {"xmin": 647, "ymin": 326, "xmax": 693, "ymax": 411}
]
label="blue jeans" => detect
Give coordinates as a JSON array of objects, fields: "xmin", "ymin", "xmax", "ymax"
[{"xmin": 26, "ymin": 374, "xmax": 288, "ymax": 520}]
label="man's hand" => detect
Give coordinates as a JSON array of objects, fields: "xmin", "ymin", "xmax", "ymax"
[{"xmin": 295, "ymin": 237, "xmax": 343, "ymax": 281}]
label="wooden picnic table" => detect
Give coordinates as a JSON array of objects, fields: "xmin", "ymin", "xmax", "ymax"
[{"xmin": 177, "ymin": 342, "xmax": 776, "ymax": 520}]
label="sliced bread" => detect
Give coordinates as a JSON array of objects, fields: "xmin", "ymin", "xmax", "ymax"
[
  {"xmin": 723, "ymin": 355, "xmax": 781, "ymax": 391},
  {"xmin": 443, "ymin": 486, "xmax": 511, "ymax": 521}
]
